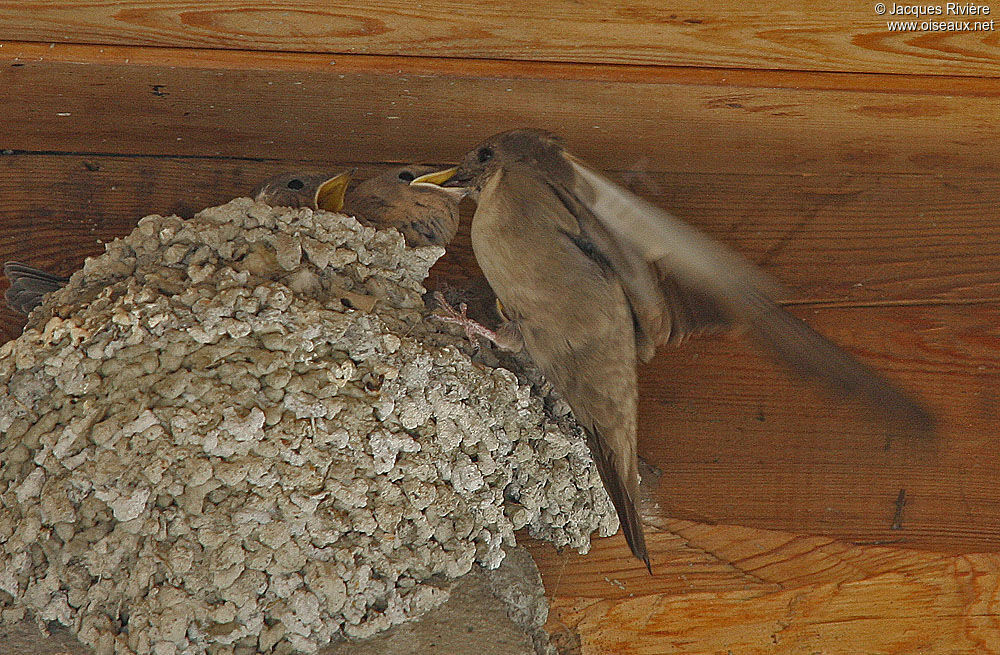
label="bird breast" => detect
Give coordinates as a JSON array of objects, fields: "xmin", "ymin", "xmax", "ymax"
[{"xmin": 470, "ymin": 171, "xmax": 625, "ymax": 338}]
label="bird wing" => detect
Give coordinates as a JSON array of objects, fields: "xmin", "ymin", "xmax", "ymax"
[
  {"xmin": 542, "ymin": 171, "xmax": 731, "ymax": 361},
  {"xmin": 555, "ymin": 154, "xmax": 933, "ymax": 432},
  {"xmin": 523, "ymin": 291, "xmax": 649, "ymax": 568},
  {"xmin": 4, "ymin": 262, "xmax": 70, "ymax": 314}
]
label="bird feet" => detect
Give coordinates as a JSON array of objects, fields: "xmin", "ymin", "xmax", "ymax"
[{"xmin": 433, "ymin": 291, "xmax": 504, "ymax": 348}]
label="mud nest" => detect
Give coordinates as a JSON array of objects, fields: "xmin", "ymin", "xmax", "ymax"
[{"xmin": 0, "ymin": 198, "xmax": 616, "ymax": 654}]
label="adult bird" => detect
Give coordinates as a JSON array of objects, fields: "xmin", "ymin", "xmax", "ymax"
[{"xmin": 418, "ymin": 128, "xmax": 934, "ymax": 571}]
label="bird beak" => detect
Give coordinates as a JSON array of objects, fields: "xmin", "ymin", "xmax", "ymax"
[
  {"xmin": 410, "ymin": 167, "xmax": 468, "ymax": 198},
  {"xmin": 314, "ymin": 172, "xmax": 352, "ymax": 212}
]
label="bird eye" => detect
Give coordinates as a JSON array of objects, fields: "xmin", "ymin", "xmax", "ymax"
[
  {"xmin": 397, "ymin": 170, "xmax": 415, "ymax": 182},
  {"xmin": 477, "ymin": 147, "xmax": 494, "ymax": 163},
  {"xmin": 286, "ymin": 178, "xmax": 305, "ymax": 190}
]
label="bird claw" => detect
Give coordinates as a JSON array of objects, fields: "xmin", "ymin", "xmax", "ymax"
[{"xmin": 433, "ymin": 291, "xmax": 502, "ymax": 347}]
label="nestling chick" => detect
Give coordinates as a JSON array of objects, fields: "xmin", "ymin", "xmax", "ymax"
[
  {"xmin": 343, "ymin": 165, "xmax": 463, "ymax": 247},
  {"xmin": 251, "ymin": 171, "xmax": 351, "ymax": 211},
  {"xmin": 5, "ymin": 166, "xmax": 463, "ymax": 314},
  {"xmin": 255, "ymin": 166, "xmax": 462, "ymax": 247}
]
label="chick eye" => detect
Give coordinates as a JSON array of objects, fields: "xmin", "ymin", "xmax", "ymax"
[
  {"xmin": 286, "ymin": 178, "xmax": 305, "ymax": 190},
  {"xmin": 397, "ymin": 170, "xmax": 415, "ymax": 182},
  {"xmin": 477, "ymin": 147, "xmax": 494, "ymax": 163}
]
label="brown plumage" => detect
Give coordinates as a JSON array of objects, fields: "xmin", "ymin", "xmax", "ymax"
[
  {"xmin": 430, "ymin": 128, "xmax": 934, "ymax": 571},
  {"xmin": 5, "ymin": 167, "xmax": 463, "ymax": 315},
  {"xmin": 255, "ymin": 166, "xmax": 462, "ymax": 248},
  {"xmin": 251, "ymin": 171, "xmax": 351, "ymax": 211},
  {"xmin": 3, "ymin": 263, "xmax": 70, "ymax": 315},
  {"xmin": 343, "ymin": 165, "xmax": 462, "ymax": 248}
]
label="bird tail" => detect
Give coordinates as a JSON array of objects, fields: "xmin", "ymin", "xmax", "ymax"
[
  {"xmin": 4, "ymin": 262, "xmax": 70, "ymax": 314},
  {"xmin": 583, "ymin": 427, "xmax": 651, "ymax": 573}
]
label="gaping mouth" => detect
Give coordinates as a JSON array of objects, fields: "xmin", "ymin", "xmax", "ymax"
[
  {"xmin": 410, "ymin": 167, "xmax": 468, "ymax": 198},
  {"xmin": 314, "ymin": 172, "xmax": 352, "ymax": 211}
]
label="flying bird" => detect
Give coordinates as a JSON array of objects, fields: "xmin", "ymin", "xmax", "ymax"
[{"xmin": 417, "ymin": 128, "xmax": 934, "ymax": 571}]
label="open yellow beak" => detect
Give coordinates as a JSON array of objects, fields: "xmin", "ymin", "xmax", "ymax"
[
  {"xmin": 410, "ymin": 166, "xmax": 468, "ymax": 199},
  {"xmin": 314, "ymin": 172, "xmax": 352, "ymax": 212},
  {"xmin": 410, "ymin": 166, "xmax": 457, "ymax": 186}
]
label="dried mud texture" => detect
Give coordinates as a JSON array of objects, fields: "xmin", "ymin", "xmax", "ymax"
[{"xmin": 0, "ymin": 199, "xmax": 616, "ymax": 655}]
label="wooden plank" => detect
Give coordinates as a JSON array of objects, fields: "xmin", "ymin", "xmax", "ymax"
[
  {"xmin": 638, "ymin": 302, "xmax": 1000, "ymax": 553},
  {"xmin": 616, "ymin": 171, "xmax": 1000, "ymax": 306},
  {"xmin": 526, "ymin": 522, "xmax": 1000, "ymax": 654},
  {"xmin": 1, "ymin": 1, "xmax": 999, "ymax": 77},
  {"xmin": 7, "ymin": 40, "xmax": 1000, "ymax": 90},
  {"xmin": 2, "ymin": 44, "xmax": 1000, "ymax": 178},
  {"xmin": 525, "ymin": 521, "xmax": 957, "ymax": 597},
  {"xmin": 3, "ymin": 155, "xmax": 999, "ymax": 307}
]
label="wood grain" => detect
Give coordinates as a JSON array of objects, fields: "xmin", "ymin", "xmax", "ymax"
[
  {"xmin": 639, "ymin": 302, "xmax": 999, "ymax": 553},
  {"xmin": 2, "ymin": 43, "xmax": 1000, "ymax": 179},
  {"xmin": 1, "ymin": 2, "xmax": 998, "ymax": 76},
  {"xmin": 526, "ymin": 522, "xmax": 1000, "ymax": 653},
  {"xmin": 7, "ymin": 40, "xmax": 1000, "ymax": 90}
]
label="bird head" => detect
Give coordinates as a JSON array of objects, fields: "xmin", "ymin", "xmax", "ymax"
[
  {"xmin": 345, "ymin": 165, "xmax": 465, "ymax": 247},
  {"xmin": 252, "ymin": 172, "xmax": 352, "ymax": 211},
  {"xmin": 364, "ymin": 165, "xmax": 466, "ymax": 201},
  {"xmin": 411, "ymin": 128, "xmax": 569, "ymax": 200}
]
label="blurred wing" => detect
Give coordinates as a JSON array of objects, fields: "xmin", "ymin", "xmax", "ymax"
[
  {"xmin": 562, "ymin": 155, "xmax": 934, "ymax": 432},
  {"xmin": 544, "ymin": 173, "xmax": 732, "ymax": 359},
  {"xmin": 566, "ymin": 155, "xmax": 785, "ymax": 308}
]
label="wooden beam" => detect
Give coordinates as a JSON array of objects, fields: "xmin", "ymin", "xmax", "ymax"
[
  {"xmin": 2, "ymin": 153, "xmax": 997, "ymax": 329},
  {"xmin": 1, "ymin": 43, "xmax": 999, "ymax": 178},
  {"xmin": 0, "ymin": 2, "xmax": 998, "ymax": 76},
  {"xmin": 525, "ymin": 522, "xmax": 1000, "ymax": 654},
  {"xmin": 639, "ymin": 302, "xmax": 1000, "ymax": 553}
]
